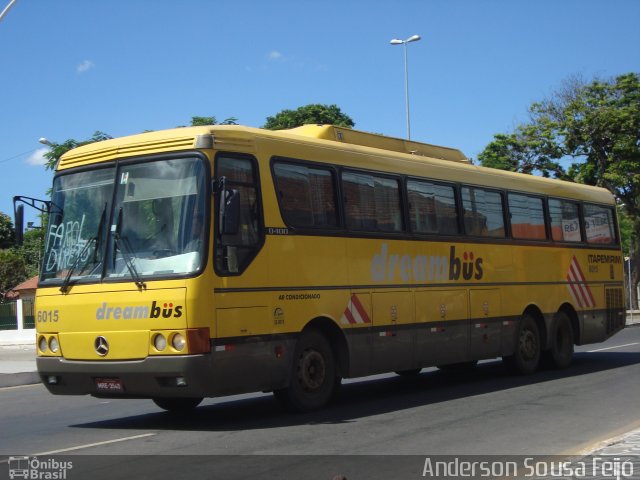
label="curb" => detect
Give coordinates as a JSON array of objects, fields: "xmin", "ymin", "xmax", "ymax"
[
  {"xmin": 0, "ymin": 372, "xmax": 40, "ymax": 388},
  {"xmin": 0, "ymin": 329, "xmax": 36, "ymax": 347}
]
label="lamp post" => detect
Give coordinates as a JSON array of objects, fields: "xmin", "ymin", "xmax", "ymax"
[
  {"xmin": 0, "ymin": 0, "xmax": 18, "ymax": 23},
  {"xmin": 629, "ymin": 241, "xmax": 635, "ymax": 323},
  {"xmin": 390, "ymin": 34, "xmax": 421, "ymax": 140}
]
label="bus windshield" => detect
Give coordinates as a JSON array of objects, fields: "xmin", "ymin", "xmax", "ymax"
[{"xmin": 41, "ymin": 157, "xmax": 207, "ymax": 286}]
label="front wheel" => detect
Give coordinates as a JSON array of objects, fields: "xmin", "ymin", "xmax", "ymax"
[
  {"xmin": 153, "ymin": 397, "xmax": 203, "ymax": 413},
  {"xmin": 274, "ymin": 330, "xmax": 338, "ymax": 412},
  {"xmin": 503, "ymin": 314, "xmax": 541, "ymax": 375}
]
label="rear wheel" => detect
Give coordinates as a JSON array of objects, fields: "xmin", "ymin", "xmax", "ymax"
[
  {"xmin": 274, "ymin": 330, "xmax": 338, "ymax": 412},
  {"xmin": 503, "ymin": 314, "xmax": 540, "ymax": 375},
  {"xmin": 152, "ymin": 397, "xmax": 203, "ymax": 413},
  {"xmin": 544, "ymin": 312, "xmax": 574, "ymax": 369}
]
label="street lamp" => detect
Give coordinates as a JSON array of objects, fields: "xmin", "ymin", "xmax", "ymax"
[
  {"xmin": 0, "ymin": 0, "xmax": 19, "ymax": 23},
  {"xmin": 390, "ymin": 34, "xmax": 421, "ymax": 140},
  {"xmin": 39, "ymin": 137, "xmax": 53, "ymax": 146}
]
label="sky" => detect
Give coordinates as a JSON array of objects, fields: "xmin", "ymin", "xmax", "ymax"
[{"xmin": 1, "ymin": 0, "xmax": 639, "ymax": 226}]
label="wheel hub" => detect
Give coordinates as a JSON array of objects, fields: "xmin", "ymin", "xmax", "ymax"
[
  {"xmin": 520, "ymin": 330, "xmax": 538, "ymax": 360},
  {"xmin": 299, "ymin": 349, "xmax": 326, "ymax": 391}
]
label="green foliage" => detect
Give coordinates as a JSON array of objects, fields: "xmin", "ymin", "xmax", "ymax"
[
  {"xmin": 0, "ymin": 212, "xmax": 15, "ymax": 250},
  {"xmin": 263, "ymin": 104, "xmax": 355, "ymax": 130},
  {"xmin": 478, "ymin": 72, "xmax": 640, "ymax": 308},
  {"xmin": 478, "ymin": 127, "xmax": 568, "ymax": 179},
  {"xmin": 189, "ymin": 116, "xmax": 238, "ymax": 126},
  {"xmin": 175, "ymin": 116, "xmax": 239, "ymax": 128},
  {"xmin": 618, "ymin": 207, "xmax": 634, "ymax": 256},
  {"xmin": 0, "ymin": 212, "xmax": 43, "ymax": 300},
  {"xmin": 17, "ymin": 228, "xmax": 45, "ymax": 277},
  {"xmin": 0, "ymin": 249, "xmax": 28, "ymax": 302},
  {"xmin": 43, "ymin": 131, "xmax": 113, "ymax": 170}
]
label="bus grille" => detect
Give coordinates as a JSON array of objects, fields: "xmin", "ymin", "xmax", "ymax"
[{"xmin": 605, "ymin": 288, "xmax": 624, "ymax": 334}]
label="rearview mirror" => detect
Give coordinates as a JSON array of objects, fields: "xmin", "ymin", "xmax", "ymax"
[{"xmin": 14, "ymin": 204, "xmax": 24, "ymax": 245}]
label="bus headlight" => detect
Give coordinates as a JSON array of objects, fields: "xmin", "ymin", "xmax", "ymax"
[
  {"xmin": 49, "ymin": 337, "xmax": 59, "ymax": 353},
  {"xmin": 172, "ymin": 333, "xmax": 186, "ymax": 352},
  {"xmin": 38, "ymin": 336, "xmax": 48, "ymax": 353},
  {"xmin": 153, "ymin": 333, "xmax": 167, "ymax": 352}
]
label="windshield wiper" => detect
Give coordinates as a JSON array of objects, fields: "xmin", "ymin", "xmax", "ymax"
[
  {"xmin": 59, "ymin": 203, "xmax": 107, "ymax": 294},
  {"xmin": 112, "ymin": 207, "xmax": 146, "ymax": 290},
  {"xmin": 59, "ymin": 237, "xmax": 96, "ymax": 294}
]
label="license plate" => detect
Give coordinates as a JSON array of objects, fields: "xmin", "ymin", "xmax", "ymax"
[{"xmin": 95, "ymin": 377, "xmax": 124, "ymax": 392}]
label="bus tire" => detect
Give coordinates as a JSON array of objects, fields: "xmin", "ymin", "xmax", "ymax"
[
  {"xmin": 544, "ymin": 312, "xmax": 574, "ymax": 369},
  {"xmin": 503, "ymin": 314, "xmax": 540, "ymax": 375},
  {"xmin": 274, "ymin": 330, "xmax": 337, "ymax": 412},
  {"xmin": 152, "ymin": 397, "xmax": 203, "ymax": 412}
]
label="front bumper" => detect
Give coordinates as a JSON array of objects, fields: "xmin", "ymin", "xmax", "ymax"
[{"xmin": 36, "ymin": 354, "xmax": 214, "ymax": 398}]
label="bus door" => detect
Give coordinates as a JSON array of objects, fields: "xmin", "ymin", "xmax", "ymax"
[{"xmin": 212, "ymin": 153, "xmax": 272, "ymax": 394}]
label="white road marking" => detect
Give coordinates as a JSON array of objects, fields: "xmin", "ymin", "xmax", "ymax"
[
  {"xmin": 33, "ymin": 433, "xmax": 156, "ymax": 455},
  {"xmin": 0, "ymin": 383, "xmax": 40, "ymax": 391},
  {"xmin": 0, "ymin": 434, "xmax": 157, "ymax": 464},
  {"xmin": 587, "ymin": 342, "xmax": 639, "ymax": 353}
]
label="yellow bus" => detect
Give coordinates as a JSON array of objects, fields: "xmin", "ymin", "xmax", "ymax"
[{"xmin": 20, "ymin": 124, "xmax": 625, "ymax": 412}]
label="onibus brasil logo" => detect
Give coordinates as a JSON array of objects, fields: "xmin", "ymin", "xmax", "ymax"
[{"xmin": 8, "ymin": 457, "xmax": 72, "ymax": 480}]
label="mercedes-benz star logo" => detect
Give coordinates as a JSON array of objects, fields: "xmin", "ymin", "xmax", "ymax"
[{"xmin": 94, "ymin": 336, "xmax": 109, "ymax": 356}]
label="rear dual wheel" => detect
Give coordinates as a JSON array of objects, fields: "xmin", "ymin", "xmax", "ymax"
[{"xmin": 544, "ymin": 312, "xmax": 574, "ymax": 369}]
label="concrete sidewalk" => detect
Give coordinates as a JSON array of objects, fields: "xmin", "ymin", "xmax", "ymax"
[
  {"xmin": 0, "ymin": 328, "xmax": 37, "ymax": 387},
  {"xmin": 0, "ymin": 336, "xmax": 37, "ymax": 387},
  {"xmin": 0, "ymin": 328, "xmax": 35, "ymax": 347}
]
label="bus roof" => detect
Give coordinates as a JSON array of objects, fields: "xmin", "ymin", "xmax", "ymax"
[
  {"xmin": 286, "ymin": 124, "xmax": 470, "ymax": 163},
  {"xmin": 57, "ymin": 124, "xmax": 615, "ymax": 205}
]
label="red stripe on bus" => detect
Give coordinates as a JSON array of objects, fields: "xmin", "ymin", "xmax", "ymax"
[
  {"xmin": 567, "ymin": 278, "xmax": 585, "ymax": 308},
  {"xmin": 343, "ymin": 307, "xmax": 357, "ymax": 324},
  {"xmin": 350, "ymin": 294, "xmax": 370, "ymax": 323}
]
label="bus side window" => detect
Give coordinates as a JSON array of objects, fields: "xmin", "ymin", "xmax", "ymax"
[
  {"xmin": 342, "ymin": 171, "xmax": 403, "ymax": 233},
  {"xmin": 508, "ymin": 193, "xmax": 546, "ymax": 240},
  {"xmin": 549, "ymin": 199, "xmax": 582, "ymax": 242},
  {"xmin": 462, "ymin": 186, "xmax": 505, "ymax": 238},
  {"xmin": 583, "ymin": 203, "xmax": 616, "ymax": 245},
  {"xmin": 407, "ymin": 179, "xmax": 458, "ymax": 235},
  {"xmin": 273, "ymin": 161, "xmax": 338, "ymax": 228}
]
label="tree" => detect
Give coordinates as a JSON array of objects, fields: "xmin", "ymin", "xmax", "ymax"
[
  {"xmin": 478, "ymin": 72, "xmax": 640, "ymax": 308},
  {"xmin": 264, "ymin": 104, "xmax": 355, "ymax": 130},
  {"xmin": 0, "ymin": 212, "xmax": 15, "ymax": 250},
  {"xmin": 0, "ymin": 211, "xmax": 42, "ymax": 299},
  {"xmin": 0, "ymin": 250, "xmax": 28, "ymax": 303},
  {"xmin": 17, "ymin": 228, "xmax": 45, "ymax": 277},
  {"xmin": 189, "ymin": 116, "xmax": 238, "ymax": 126},
  {"xmin": 477, "ymin": 130, "xmax": 568, "ymax": 179},
  {"xmin": 43, "ymin": 131, "xmax": 112, "ymax": 171}
]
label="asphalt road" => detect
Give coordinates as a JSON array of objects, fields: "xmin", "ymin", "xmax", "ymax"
[{"xmin": 1, "ymin": 326, "xmax": 640, "ymax": 479}]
